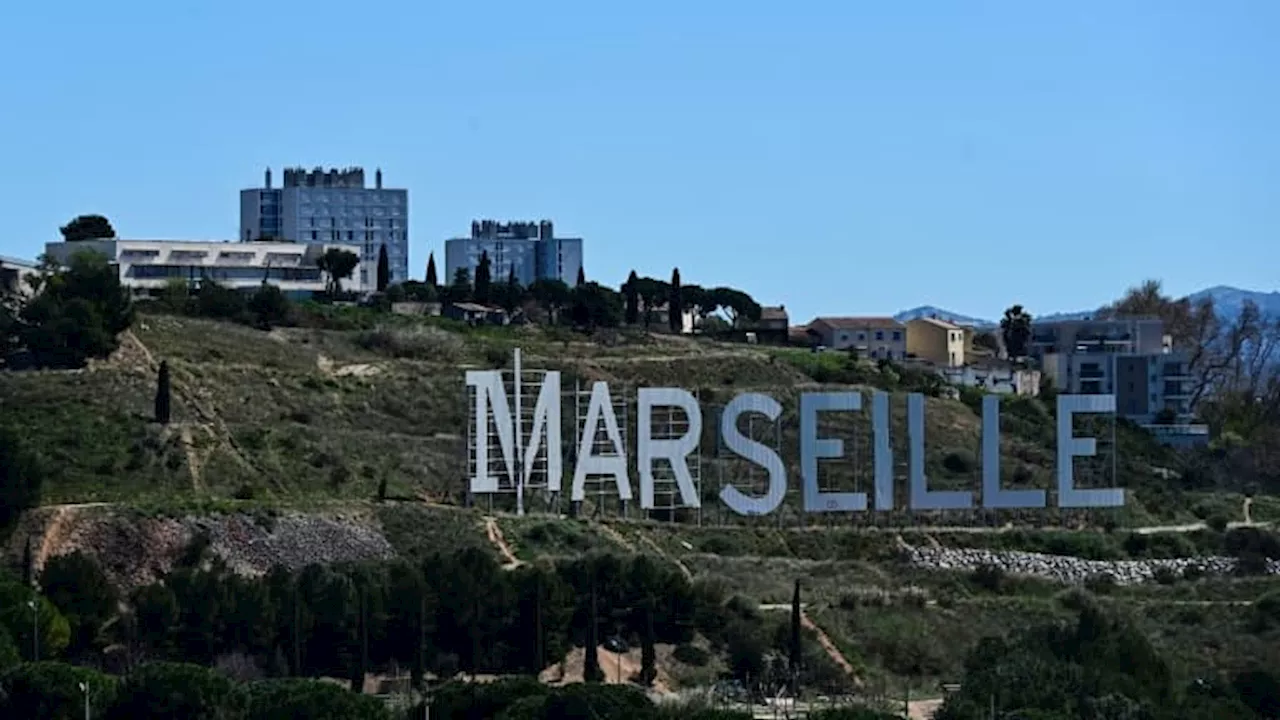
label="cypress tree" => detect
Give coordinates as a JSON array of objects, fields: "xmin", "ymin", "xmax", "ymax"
[
  {"xmin": 668, "ymin": 267, "xmax": 683, "ymax": 332},
  {"xmin": 21, "ymin": 536, "xmax": 33, "ymax": 587},
  {"xmin": 585, "ymin": 580, "xmax": 603, "ymax": 682},
  {"xmin": 155, "ymin": 360, "xmax": 172, "ymax": 425},
  {"xmin": 425, "ymin": 252, "xmax": 438, "ymax": 287},
  {"xmin": 624, "ymin": 271, "xmax": 639, "ymax": 325},
  {"xmin": 534, "ymin": 571, "xmax": 545, "ymax": 673},
  {"xmin": 474, "ymin": 251, "xmax": 492, "ymax": 305},
  {"xmin": 640, "ymin": 597, "xmax": 657, "ymax": 687},
  {"xmin": 376, "ymin": 244, "xmax": 390, "ymax": 292},
  {"xmin": 576, "ymin": 266, "xmax": 586, "ymax": 287}
]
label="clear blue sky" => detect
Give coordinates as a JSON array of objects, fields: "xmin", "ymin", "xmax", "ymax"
[{"xmin": 2, "ymin": 0, "xmax": 1277, "ymax": 323}]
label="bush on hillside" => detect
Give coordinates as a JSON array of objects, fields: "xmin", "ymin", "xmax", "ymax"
[
  {"xmin": 105, "ymin": 662, "xmax": 246, "ymax": 720},
  {"xmin": 0, "ymin": 662, "xmax": 118, "ymax": 719},
  {"xmin": 355, "ymin": 325, "xmax": 464, "ymax": 361}
]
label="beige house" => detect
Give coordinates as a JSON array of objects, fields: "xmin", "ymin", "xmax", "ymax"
[
  {"xmin": 906, "ymin": 317, "xmax": 971, "ymax": 368},
  {"xmin": 806, "ymin": 316, "xmax": 906, "ymax": 360}
]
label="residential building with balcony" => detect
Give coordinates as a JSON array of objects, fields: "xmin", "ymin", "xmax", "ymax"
[
  {"xmin": 806, "ymin": 316, "xmax": 906, "ymax": 360},
  {"xmin": 905, "ymin": 317, "xmax": 970, "ymax": 367},
  {"xmin": 443, "ymin": 220, "xmax": 582, "ymax": 288},
  {"xmin": 43, "ymin": 239, "xmax": 366, "ymax": 298},
  {"xmin": 1040, "ymin": 350, "xmax": 1194, "ymax": 423},
  {"xmin": 0, "ymin": 255, "xmax": 38, "ymax": 299},
  {"xmin": 240, "ymin": 167, "xmax": 408, "ymax": 288},
  {"xmin": 1028, "ymin": 316, "xmax": 1170, "ymax": 359}
]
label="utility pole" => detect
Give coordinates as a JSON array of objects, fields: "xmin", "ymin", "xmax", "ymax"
[
  {"xmin": 79, "ymin": 681, "xmax": 90, "ymax": 720},
  {"xmin": 27, "ymin": 599, "xmax": 38, "ymax": 662}
]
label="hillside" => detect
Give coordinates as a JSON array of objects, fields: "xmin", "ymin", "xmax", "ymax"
[{"xmin": 3, "ymin": 307, "xmax": 1280, "ymax": 701}]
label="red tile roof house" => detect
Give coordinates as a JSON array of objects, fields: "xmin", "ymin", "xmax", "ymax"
[{"xmin": 806, "ymin": 316, "xmax": 907, "ymax": 360}]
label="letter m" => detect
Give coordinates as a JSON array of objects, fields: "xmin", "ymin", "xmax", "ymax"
[{"xmin": 465, "ymin": 369, "xmax": 563, "ymax": 494}]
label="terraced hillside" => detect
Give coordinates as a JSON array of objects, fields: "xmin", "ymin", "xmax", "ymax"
[
  {"xmin": 3, "ymin": 308, "xmax": 1280, "ymax": 699},
  {"xmin": 3, "ymin": 309, "xmax": 1272, "ymax": 524}
]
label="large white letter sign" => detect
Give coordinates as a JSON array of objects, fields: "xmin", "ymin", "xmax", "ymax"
[
  {"xmin": 981, "ymin": 395, "xmax": 1045, "ymax": 508},
  {"xmin": 522, "ymin": 371, "xmax": 563, "ymax": 493},
  {"xmin": 1056, "ymin": 394, "xmax": 1123, "ymax": 508},
  {"xmin": 800, "ymin": 391, "xmax": 867, "ymax": 512},
  {"xmin": 571, "ymin": 381, "xmax": 632, "ymax": 502},
  {"xmin": 637, "ymin": 388, "xmax": 702, "ymax": 509},
  {"xmin": 907, "ymin": 393, "xmax": 973, "ymax": 510},
  {"xmin": 719, "ymin": 392, "xmax": 788, "ymax": 516},
  {"xmin": 465, "ymin": 370, "xmax": 515, "ymax": 493},
  {"xmin": 871, "ymin": 392, "xmax": 894, "ymax": 511}
]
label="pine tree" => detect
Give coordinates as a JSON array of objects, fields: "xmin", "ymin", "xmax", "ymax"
[
  {"xmin": 534, "ymin": 571, "xmax": 545, "ymax": 673},
  {"xmin": 585, "ymin": 581, "xmax": 603, "ymax": 682},
  {"xmin": 624, "ymin": 270, "xmax": 639, "ymax": 325},
  {"xmin": 376, "ymin": 244, "xmax": 390, "ymax": 292},
  {"xmin": 790, "ymin": 579, "xmax": 802, "ymax": 696},
  {"xmin": 352, "ymin": 583, "xmax": 368, "ymax": 692},
  {"xmin": 474, "ymin": 251, "xmax": 492, "ymax": 305},
  {"xmin": 668, "ymin": 267, "xmax": 683, "ymax": 332},
  {"xmin": 155, "ymin": 360, "xmax": 172, "ymax": 425},
  {"xmin": 640, "ymin": 597, "xmax": 657, "ymax": 687},
  {"xmin": 425, "ymin": 252, "xmax": 438, "ymax": 286}
]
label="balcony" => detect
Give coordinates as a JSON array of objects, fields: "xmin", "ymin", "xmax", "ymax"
[
  {"xmin": 1162, "ymin": 366, "xmax": 1190, "ymax": 379},
  {"xmin": 1078, "ymin": 368, "xmax": 1105, "ymax": 379},
  {"xmin": 1140, "ymin": 423, "xmax": 1210, "ymax": 448}
]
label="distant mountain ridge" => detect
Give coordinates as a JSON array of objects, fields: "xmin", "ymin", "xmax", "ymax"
[{"xmin": 893, "ymin": 285, "xmax": 1278, "ymax": 329}]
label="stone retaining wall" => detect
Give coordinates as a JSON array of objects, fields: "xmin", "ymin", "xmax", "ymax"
[{"xmin": 906, "ymin": 546, "xmax": 1280, "ymax": 585}]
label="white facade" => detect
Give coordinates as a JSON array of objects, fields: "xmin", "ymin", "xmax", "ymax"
[
  {"xmin": 43, "ymin": 239, "xmax": 366, "ymax": 296},
  {"xmin": 240, "ymin": 167, "xmax": 409, "ymax": 287},
  {"xmin": 939, "ymin": 364, "xmax": 1041, "ymax": 396},
  {"xmin": 0, "ymin": 255, "xmax": 39, "ymax": 299}
]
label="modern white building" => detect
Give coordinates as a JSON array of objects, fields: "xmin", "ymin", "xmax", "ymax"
[
  {"xmin": 240, "ymin": 167, "xmax": 408, "ymax": 288},
  {"xmin": 444, "ymin": 220, "xmax": 583, "ymax": 288},
  {"xmin": 43, "ymin": 239, "xmax": 365, "ymax": 298},
  {"xmin": 0, "ymin": 255, "xmax": 39, "ymax": 299}
]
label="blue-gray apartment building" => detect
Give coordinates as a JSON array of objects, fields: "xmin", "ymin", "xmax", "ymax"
[
  {"xmin": 239, "ymin": 167, "xmax": 409, "ymax": 287},
  {"xmin": 444, "ymin": 220, "xmax": 583, "ymax": 289}
]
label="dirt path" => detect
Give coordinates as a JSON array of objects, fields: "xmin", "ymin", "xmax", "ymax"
[
  {"xmin": 123, "ymin": 330, "xmax": 263, "ymax": 484},
  {"xmin": 483, "ymin": 516, "xmax": 523, "ymax": 569},
  {"xmin": 32, "ymin": 503, "xmax": 108, "ymax": 571},
  {"xmin": 758, "ymin": 603, "xmax": 859, "ymax": 686},
  {"xmin": 595, "ymin": 523, "xmax": 639, "ymax": 554},
  {"xmin": 799, "ymin": 611, "xmax": 859, "ymax": 684},
  {"xmin": 634, "ymin": 532, "xmax": 693, "ymax": 581},
  {"xmin": 908, "ymin": 698, "xmax": 943, "ymax": 719},
  {"xmin": 1244, "ymin": 497, "xmax": 1254, "ymax": 524},
  {"xmin": 178, "ymin": 426, "xmax": 205, "ymax": 491}
]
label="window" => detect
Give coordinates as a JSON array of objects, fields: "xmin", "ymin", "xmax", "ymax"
[
  {"xmin": 893, "ymin": 331, "xmax": 901, "ymax": 341},
  {"xmin": 875, "ymin": 331, "xmax": 884, "ymax": 341}
]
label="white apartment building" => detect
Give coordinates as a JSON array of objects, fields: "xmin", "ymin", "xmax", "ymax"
[
  {"xmin": 240, "ymin": 167, "xmax": 408, "ymax": 288},
  {"xmin": 43, "ymin": 239, "xmax": 366, "ymax": 297},
  {"xmin": 0, "ymin": 255, "xmax": 38, "ymax": 299}
]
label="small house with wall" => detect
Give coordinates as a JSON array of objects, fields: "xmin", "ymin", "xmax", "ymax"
[
  {"xmin": 444, "ymin": 302, "xmax": 508, "ymax": 326},
  {"xmin": 748, "ymin": 306, "xmax": 790, "ymax": 344},
  {"xmin": 806, "ymin": 316, "xmax": 907, "ymax": 360},
  {"xmin": 938, "ymin": 362, "xmax": 1041, "ymax": 396}
]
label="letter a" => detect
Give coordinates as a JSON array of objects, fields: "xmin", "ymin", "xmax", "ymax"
[{"xmin": 571, "ymin": 381, "xmax": 631, "ymax": 502}]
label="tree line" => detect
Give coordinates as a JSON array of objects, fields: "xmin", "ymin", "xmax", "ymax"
[{"xmin": 1, "ymin": 540, "xmax": 851, "ymax": 702}]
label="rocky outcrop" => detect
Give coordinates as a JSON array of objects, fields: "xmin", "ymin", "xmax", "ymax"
[{"xmin": 905, "ymin": 546, "xmax": 1280, "ymax": 585}]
